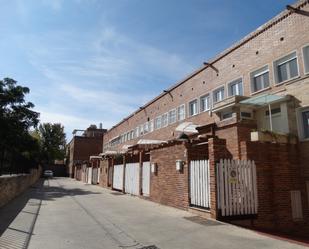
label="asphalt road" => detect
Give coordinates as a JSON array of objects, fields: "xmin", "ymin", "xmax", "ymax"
[{"xmin": 0, "ymin": 178, "xmax": 307, "ymax": 249}]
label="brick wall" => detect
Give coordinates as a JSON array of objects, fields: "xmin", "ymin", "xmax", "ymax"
[
  {"xmin": 150, "ymin": 143, "xmax": 189, "ymax": 209},
  {"xmin": 104, "ymin": 1, "xmax": 309, "ymax": 154},
  {"xmin": 0, "ymin": 167, "xmax": 42, "ymax": 208},
  {"xmin": 240, "ymin": 141, "xmax": 309, "ymax": 234},
  {"xmin": 99, "ymin": 159, "xmax": 109, "ymax": 188}
]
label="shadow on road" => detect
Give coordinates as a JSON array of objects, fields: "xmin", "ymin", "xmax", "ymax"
[{"xmin": 0, "ymin": 178, "xmax": 100, "ymax": 249}]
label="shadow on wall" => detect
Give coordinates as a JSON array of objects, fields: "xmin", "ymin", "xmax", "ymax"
[{"xmin": 0, "ymin": 178, "xmax": 100, "ymax": 249}]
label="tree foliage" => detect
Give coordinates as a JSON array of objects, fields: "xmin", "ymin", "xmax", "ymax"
[
  {"xmin": 36, "ymin": 123, "xmax": 66, "ymax": 165},
  {"xmin": 0, "ymin": 78, "xmax": 40, "ymax": 174}
]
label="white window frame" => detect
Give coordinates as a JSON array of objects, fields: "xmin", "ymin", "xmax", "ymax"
[
  {"xmin": 273, "ymin": 51, "xmax": 299, "ymax": 85},
  {"xmin": 200, "ymin": 94, "xmax": 210, "ymax": 112},
  {"xmin": 130, "ymin": 130, "xmax": 134, "ymax": 140},
  {"xmin": 168, "ymin": 109, "xmax": 177, "ymax": 124},
  {"xmin": 213, "ymin": 86, "xmax": 225, "ymax": 103},
  {"xmin": 149, "ymin": 119, "xmax": 154, "ymax": 132},
  {"xmin": 228, "ymin": 78, "xmax": 243, "ymax": 97},
  {"xmin": 188, "ymin": 99, "xmax": 198, "ymax": 116},
  {"xmin": 177, "ymin": 104, "xmax": 186, "ymax": 121},
  {"xmin": 135, "ymin": 127, "xmax": 139, "ymax": 138},
  {"xmin": 140, "ymin": 124, "xmax": 144, "ymax": 136},
  {"xmin": 296, "ymin": 106, "xmax": 309, "ymax": 141},
  {"xmin": 250, "ymin": 65, "xmax": 270, "ymax": 94},
  {"xmin": 161, "ymin": 113, "xmax": 168, "ymax": 127},
  {"xmin": 302, "ymin": 44, "xmax": 309, "ymax": 75},
  {"xmin": 155, "ymin": 116, "xmax": 162, "ymax": 130},
  {"xmin": 143, "ymin": 122, "xmax": 149, "ymax": 134}
]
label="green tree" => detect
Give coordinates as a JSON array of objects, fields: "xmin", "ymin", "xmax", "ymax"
[
  {"xmin": 0, "ymin": 78, "xmax": 40, "ymax": 174},
  {"xmin": 37, "ymin": 123, "xmax": 66, "ymax": 165}
]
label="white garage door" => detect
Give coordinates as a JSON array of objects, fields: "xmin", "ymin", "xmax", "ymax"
[
  {"xmin": 125, "ymin": 163, "xmax": 140, "ymax": 195},
  {"xmin": 87, "ymin": 167, "xmax": 92, "ymax": 184},
  {"xmin": 113, "ymin": 164, "xmax": 124, "ymax": 190},
  {"xmin": 142, "ymin": 162, "xmax": 150, "ymax": 196}
]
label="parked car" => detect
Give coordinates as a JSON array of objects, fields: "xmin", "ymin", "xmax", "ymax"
[{"xmin": 43, "ymin": 170, "xmax": 53, "ymax": 178}]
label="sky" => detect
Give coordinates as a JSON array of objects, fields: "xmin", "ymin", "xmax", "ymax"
[{"xmin": 0, "ymin": 0, "xmax": 294, "ymax": 139}]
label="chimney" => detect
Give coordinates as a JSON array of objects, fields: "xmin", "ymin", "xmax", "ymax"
[{"xmin": 99, "ymin": 123, "xmax": 103, "ymax": 129}]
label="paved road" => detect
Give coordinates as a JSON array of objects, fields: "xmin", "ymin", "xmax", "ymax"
[{"xmin": 0, "ymin": 178, "xmax": 307, "ymax": 249}]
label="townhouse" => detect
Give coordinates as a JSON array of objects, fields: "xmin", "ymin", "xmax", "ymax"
[
  {"xmin": 66, "ymin": 124, "xmax": 106, "ymax": 178},
  {"xmin": 78, "ymin": 0, "xmax": 309, "ymax": 236}
]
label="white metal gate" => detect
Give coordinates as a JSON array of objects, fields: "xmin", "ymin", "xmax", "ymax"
[
  {"xmin": 125, "ymin": 163, "xmax": 140, "ymax": 195},
  {"xmin": 113, "ymin": 164, "xmax": 124, "ymax": 190},
  {"xmin": 87, "ymin": 167, "xmax": 92, "ymax": 184},
  {"xmin": 217, "ymin": 159, "xmax": 258, "ymax": 216},
  {"xmin": 190, "ymin": 160, "xmax": 210, "ymax": 208},
  {"xmin": 142, "ymin": 162, "xmax": 150, "ymax": 196}
]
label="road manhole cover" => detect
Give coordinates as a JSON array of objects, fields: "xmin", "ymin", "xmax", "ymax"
[
  {"xmin": 184, "ymin": 216, "xmax": 224, "ymax": 226},
  {"xmin": 139, "ymin": 246, "xmax": 159, "ymax": 249}
]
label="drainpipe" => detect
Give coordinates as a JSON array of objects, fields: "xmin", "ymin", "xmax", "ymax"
[{"xmin": 268, "ymin": 104, "xmax": 273, "ymax": 131}]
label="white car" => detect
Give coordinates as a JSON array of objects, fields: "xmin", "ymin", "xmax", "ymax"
[{"xmin": 43, "ymin": 170, "xmax": 53, "ymax": 178}]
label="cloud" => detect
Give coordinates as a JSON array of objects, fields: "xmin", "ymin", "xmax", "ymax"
[{"xmin": 17, "ymin": 26, "xmax": 194, "ymax": 137}]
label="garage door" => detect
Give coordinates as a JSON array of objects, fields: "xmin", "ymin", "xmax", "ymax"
[
  {"xmin": 142, "ymin": 162, "xmax": 150, "ymax": 196},
  {"xmin": 113, "ymin": 164, "xmax": 124, "ymax": 191},
  {"xmin": 125, "ymin": 163, "xmax": 140, "ymax": 195},
  {"xmin": 87, "ymin": 167, "xmax": 92, "ymax": 184}
]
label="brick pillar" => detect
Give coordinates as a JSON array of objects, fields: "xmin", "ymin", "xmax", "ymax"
[{"xmin": 208, "ymin": 137, "xmax": 227, "ymax": 219}]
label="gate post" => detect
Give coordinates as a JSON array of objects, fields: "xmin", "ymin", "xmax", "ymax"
[
  {"xmin": 122, "ymin": 154, "xmax": 126, "ymax": 193},
  {"xmin": 139, "ymin": 150, "xmax": 143, "ymax": 196},
  {"xmin": 208, "ymin": 137, "xmax": 228, "ymax": 219}
]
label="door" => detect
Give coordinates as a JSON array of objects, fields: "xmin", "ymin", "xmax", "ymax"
[
  {"xmin": 125, "ymin": 163, "xmax": 140, "ymax": 195},
  {"xmin": 87, "ymin": 167, "xmax": 92, "ymax": 184},
  {"xmin": 217, "ymin": 159, "xmax": 258, "ymax": 216},
  {"xmin": 92, "ymin": 168, "xmax": 98, "ymax": 184},
  {"xmin": 108, "ymin": 166, "xmax": 113, "ymax": 187},
  {"xmin": 142, "ymin": 162, "xmax": 151, "ymax": 196},
  {"xmin": 190, "ymin": 160, "xmax": 210, "ymax": 209},
  {"xmin": 113, "ymin": 164, "xmax": 124, "ymax": 190}
]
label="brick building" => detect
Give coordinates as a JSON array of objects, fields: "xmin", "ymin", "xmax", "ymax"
[
  {"xmin": 66, "ymin": 125, "xmax": 106, "ymax": 177},
  {"xmin": 87, "ymin": 0, "xmax": 309, "ymax": 235}
]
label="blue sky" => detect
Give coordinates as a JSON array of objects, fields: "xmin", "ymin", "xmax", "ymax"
[{"xmin": 0, "ymin": 0, "xmax": 294, "ymax": 139}]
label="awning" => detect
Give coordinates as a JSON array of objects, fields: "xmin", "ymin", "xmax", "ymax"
[
  {"xmin": 175, "ymin": 122, "xmax": 199, "ymax": 134},
  {"xmin": 137, "ymin": 139, "xmax": 167, "ymax": 145},
  {"xmin": 89, "ymin": 156, "xmax": 102, "ymax": 160},
  {"xmin": 239, "ymin": 94, "xmax": 290, "ymax": 107},
  {"xmin": 100, "ymin": 150, "xmax": 119, "ymax": 156}
]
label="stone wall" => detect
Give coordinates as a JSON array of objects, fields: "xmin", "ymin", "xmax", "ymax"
[{"xmin": 0, "ymin": 167, "xmax": 41, "ymax": 208}]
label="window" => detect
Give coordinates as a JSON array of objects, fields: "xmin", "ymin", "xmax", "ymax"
[
  {"xmin": 213, "ymin": 87, "xmax": 224, "ymax": 103},
  {"xmin": 162, "ymin": 113, "xmax": 168, "ymax": 127},
  {"xmin": 154, "ymin": 116, "xmax": 162, "ymax": 129},
  {"xmin": 140, "ymin": 125, "xmax": 144, "ymax": 136},
  {"xmin": 200, "ymin": 94, "xmax": 210, "ymax": 112},
  {"xmin": 228, "ymin": 78, "xmax": 243, "ymax": 96},
  {"xmin": 149, "ymin": 120, "xmax": 154, "ymax": 132},
  {"xmin": 168, "ymin": 109, "xmax": 176, "ymax": 124},
  {"xmin": 274, "ymin": 52, "xmax": 299, "ymax": 84},
  {"xmin": 221, "ymin": 111, "xmax": 233, "ymax": 120},
  {"xmin": 143, "ymin": 122, "xmax": 149, "ymax": 134},
  {"xmin": 300, "ymin": 109, "xmax": 309, "ymax": 139},
  {"xmin": 189, "ymin": 99, "xmax": 198, "ymax": 116},
  {"xmin": 130, "ymin": 130, "xmax": 134, "ymax": 140},
  {"xmin": 135, "ymin": 127, "xmax": 140, "ymax": 138},
  {"xmin": 303, "ymin": 45, "xmax": 309, "ymax": 74},
  {"xmin": 250, "ymin": 66, "xmax": 270, "ymax": 93},
  {"xmin": 177, "ymin": 105, "xmax": 185, "ymax": 121},
  {"xmin": 265, "ymin": 107, "xmax": 281, "ymax": 116},
  {"xmin": 240, "ymin": 112, "xmax": 252, "ymax": 119}
]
